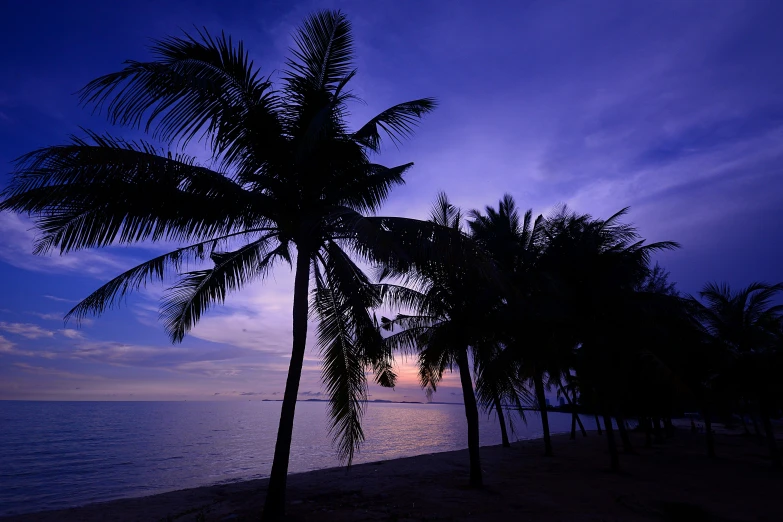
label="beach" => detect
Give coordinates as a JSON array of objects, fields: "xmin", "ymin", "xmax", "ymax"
[{"xmin": 2, "ymin": 430, "xmax": 780, "ymax": 522}]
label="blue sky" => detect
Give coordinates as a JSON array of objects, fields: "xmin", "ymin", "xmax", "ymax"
[{"xmin": 1, "ymin": 0, "xmax": 782, "ymax": 401}]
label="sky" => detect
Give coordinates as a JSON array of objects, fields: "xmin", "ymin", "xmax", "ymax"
[{"xmin": 0, "ymin": 0, "xmax": 782, "ymax": 402}]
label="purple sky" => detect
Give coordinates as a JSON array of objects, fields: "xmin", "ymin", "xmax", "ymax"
[{"xmin": 1, "ymin": 0, "xmax": 782, "ymax": 402}]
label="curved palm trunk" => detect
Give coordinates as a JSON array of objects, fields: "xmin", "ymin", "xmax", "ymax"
[
  {"xmin": 493, "ymin": 395, "xmax": 511, "ymax": 448},
  {"xmin": 263, "ymin": 248, "xmax": 311, "ymax": 520},
  {"xmin": 595, "ymin": 414, "xmax": 603, "ymax": 435},
  {"xmin": 456, "ymin": 349, "xmax": 482, "ymax": 487},
  {"xmin": 760, "ymin": 400, "xmax": 781, "ymax": 469},
  {"xmin": 533, "ymin": 373, "xmax": 553, "ymax": 456}
]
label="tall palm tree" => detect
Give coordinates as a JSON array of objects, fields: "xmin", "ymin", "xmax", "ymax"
[
  {"xmin": 377, "ymin": 193, "xmax": 497, "ymax": 487},
  {"xmin": 693, "ymin": 281, "xmax": 783, "ymax": 468},
  {"xmin": 468, "ymin": 195, "xmax": 568, "ymax": 457},
  {"xmin": 0, "ymin": 11, "xmax": 437, "ymax": 518}
]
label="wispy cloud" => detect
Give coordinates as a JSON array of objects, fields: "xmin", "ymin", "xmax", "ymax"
[
  {"xmin": 60, "ymin": 329, "xmax": 84, "ymax": 340},
  {"xmin": 0, "ymin": 335, "xmax": 57, "ymax": 358},
  {"xmin": 43, "ymin": 295, "xmax": 79, "ymax": 303},
  {"xmin": 0, "ymin": 335, "xmax": 15, "ymax": 353},
  {"xmin": 0, "ymin": 213, "xmax": 134, "ymax": 277},
  {"xmin": 12, "ymin": 362, "xmax": 105, "ymax": 380},
  {"xmin": 0, "ymin": 322, "xmax": 55, "ymax": 339},
  {"xmin": 28, "ymin": 311, "xmax": 65, "ymax": 321}
]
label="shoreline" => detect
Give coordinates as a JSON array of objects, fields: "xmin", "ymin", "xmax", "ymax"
[{"xmin": 2, "ymin": 430, "xmax": 781, "ymax": 521}]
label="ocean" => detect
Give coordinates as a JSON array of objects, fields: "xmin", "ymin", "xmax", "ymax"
[{"xmin": 0, "ymin": 400, "xmax": 590, "ymax": 516}]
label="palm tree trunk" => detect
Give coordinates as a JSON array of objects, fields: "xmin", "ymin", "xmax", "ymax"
[
  {"xmin": 456, "ymin": 349, "xmax": 482, "ymax": 486},
  {"xmin": 643, "ymin": 417, "xmax": 653, "ymax": 448},
  {"xmin": 595, "ymin": 413, "xmax": 603, "ymax": 435},
  {"xmin": 760, "ymin": 400, "xmax": 781, "ymax": 469},
  {"xmin": 602, "ymin": 411, "xmax": 619, "ymax": 471},
  {"xmin": 740, "ymin": 416, "xmax": 751, "ymax": 436},
  {"xmin": 703, "ymin": 401, "xmax": 716, "ymax": 459},
  {"xmin": 745, "ymin": 398, "xmax": 762, "ymax": 438},
  {"xmin": 663, "ymin": 417, "xmax": 674, "ymax": 438},
  {"xmin": 653, "ymin": 416, "xmax": 665, "ymax": 444},
  {"xmin": 534, "ymin": 372, "xmax": 553, "ymax": 456},
  {"xmin": 616, "ymin": 415, "xmax": 634, "ymax": 454},
  {"xmin": 263, "ymin": 248, "xmax": 311, "ymax": 521},
  {"xmin": 574, "ymin": 397, "xmax": 587, "ymax": 437},
  {"xmin": 493, "ymin": 395, "xmax": 511, "ymax": 448},
  {"xmin": 570, "ymin": 412, "xmax": 577, "ymax": 440},
  {"xmin": 557, "ymin": 382, "xmax": 587, "ymax": 438},
  {"xmin": 738, "ymin": 405, "xmax": 751, "ymax": 436}
]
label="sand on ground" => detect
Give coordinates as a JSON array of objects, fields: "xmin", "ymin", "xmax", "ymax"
[{"xmin": 2, "ymin": 430, "xmax": 781, "ymax": 522}]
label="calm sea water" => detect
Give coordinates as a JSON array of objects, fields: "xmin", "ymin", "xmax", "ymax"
[{"xmin": 0, "ymin": 401, "xmax": 588, "ymax": 516}]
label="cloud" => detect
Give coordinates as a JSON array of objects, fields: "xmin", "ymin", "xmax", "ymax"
[
  {"xmin": 0, "ymin": 213, "xmax": 134, "ymax": 277},
  {"xmin": 12, "ymin": 362, "xmax": 105, "ymax": 380},
  {"xmin": 0, "ymin": 334, "xmax": 58, "ymax": 359},
  {"xmin": 60, "ymin": 329, "xmax": 84, "ymax": 339},
  {"xmin": 0, "ymin": 335, "xmax": 15, "ymax": 353},
  {"xmin": 26, "ymin": 311, "xmax": 95, "ymax": 326},
  {"xmin": 69, "ymin": 340, "xmax": 190, "ymax": 366},
  {"xmin": 0, "ymin": 322, "xmax": 55, "ymax": 339},
  {"xmin": 43, "ymin": 295, "xmax": 80, "ymax": 304},
  {"xmin": 28, "ymin": 312, "xmax": 65, "ymax": 321}
]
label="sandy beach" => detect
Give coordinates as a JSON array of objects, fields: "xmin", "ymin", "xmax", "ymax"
[{"xmin": 2, "ymin": 430, "xmax": 780, "ymax": 522}]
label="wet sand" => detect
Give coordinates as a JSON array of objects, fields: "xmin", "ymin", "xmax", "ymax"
[{"xmin": 2, "ymin": 430, "xmax": 780, "ymax": 521}]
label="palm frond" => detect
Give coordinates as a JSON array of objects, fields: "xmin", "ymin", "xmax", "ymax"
[
  {"xmin": 320, "ymin": 242, "xmax": 394, "ymax": 386},
  {"xmin": 312, "ymin": 253, "xmax": 368, "ymax": 465},
  {"xmin": 1, "ymin": 133, "xmax": 266, "ymax": 253},
  {"xmin": 160, "ymin": 235, "xmax": 280, "ymax": 342},
  {"xmin": 353, "ymin": 99, "xmax": 437, "ymax": 152},
  {"xmin": 375, "ymin": 283, "xmax": 444, "ymax": 319},
  {"xmin": 65, "ymin": 229, "xmax": 271, "ymax": 324},
  {"xmin": 79, "ymin": 28, "xmax": 281, "ymax": 167},
  {"xmin": 285, "ymin": 10, "xmax": 355, "ymax": 100},
  {"xmin": 327, "ymin": 163, "xmax": 411, "ymax": 214}
]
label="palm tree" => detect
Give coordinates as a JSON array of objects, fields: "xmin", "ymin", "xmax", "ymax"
[
  {"xmin": 473, "ymin": 342, "xmax": 529, "ymax": 448},
  {"xmin": 693, "ymin": 282, "xmax": 783, "ymax": 468},
  {"xmin": 468, "ymin": 195, "xmax": 573, "ymax": 457},
  {"xmin": 555, "ymin": 373, "xmax": 587, "ymax": 439},
  {"xmin": 538, "ymin": 206, "xmax": 678, "ymax": 469},
  {"xmin": 377, "ymin": 193, "xmax": 497, "ymax": 487},
  {"xmin": 0, "ymin": 11, "xmax": 437, "ymax": 518}
]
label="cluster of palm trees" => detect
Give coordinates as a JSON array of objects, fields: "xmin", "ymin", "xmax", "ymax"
[
  {"xmin": 377, "ymin": 191, "xmax": 783, "ymax": 487},
  {"xmin": 1, "ymin": 9, "xmax": 781, "ymax": 520}
]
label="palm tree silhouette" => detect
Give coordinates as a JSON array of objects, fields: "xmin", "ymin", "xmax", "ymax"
[
  {"xmin": 0, "ymin": 10, "xmax": 436, "ymax": 518},
  {"xmin": 467, "ymin": 195, "xmax": 561, "ymax": 455},
  {"xmin": 377, "ymin": 193, "xmax": 498, "ymax": 487},
  {"xmin": 692, "ymin": 282, "xmax": 783, "ymax": 468},
  {"xmin": 539, "ymin": 206, "xmax": 678, "ymax": 469}
]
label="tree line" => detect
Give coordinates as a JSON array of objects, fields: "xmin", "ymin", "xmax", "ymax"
[
  {"xmin": 380, "ymin": 191, "xmax": 783, "ymax": 487},
  {"xmin": 1, "ymin": 9, "xmax": 779, "ymax": 520}
]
